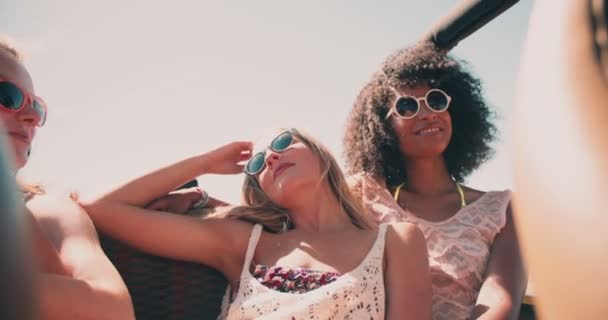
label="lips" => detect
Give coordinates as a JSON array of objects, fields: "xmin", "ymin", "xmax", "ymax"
[
  {"xmin": 414, "ymin": 122, "xmax": 444, "ymax": 136},
  {"xmin": 8, "ymin": 131, "xmax": 31, "ymax": 144},
  {"xmin": 416, "ymin": 127, "xmax": 442, "ymax": 135},
  {"xmin": 273, "ymin": 162, "xmax": 294, "ymax": 178}
]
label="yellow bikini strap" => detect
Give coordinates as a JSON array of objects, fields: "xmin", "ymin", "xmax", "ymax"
[
  {"xmin": 393, "ymin": 183, "xmax": 405, "ymax": 201},
  {"xmin": 456, "ymin": 183, "xmax": 466, "ymax": 208},
  {"xmin": 393, "ymin": 182, "xmax": 467, "ymax": 208}
]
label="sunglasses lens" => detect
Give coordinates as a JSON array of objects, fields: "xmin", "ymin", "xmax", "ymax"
[
  {"xmin": 246, "ymin": 152, "xmax": 266, "ymax": 174},
  {"xmin": 395, "ymin": 97, "xmax": 419, "ymax": 118},
  {"xmin": 270, "ymin": 131, "xmax": 293, "ymax": 152},
  {"xmin": 0, "ymin": 81, "xmax": 24, "ymax": 110},
  {"xmin": 33, "ymin": 99, "xmax": 47, "ymax": 126},
  {"xmin": 426, "ymin": 90, "xmax": 449, "ymax": 111}
]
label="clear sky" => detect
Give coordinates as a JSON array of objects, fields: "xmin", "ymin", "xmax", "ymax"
[{"xmin": 3, "ymin": 0, "xmax": 533, "ymax": 203}]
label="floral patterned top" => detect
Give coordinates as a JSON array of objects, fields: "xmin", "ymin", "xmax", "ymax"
[{"xmin": 251, "ymin": 264, "xmax": 342, "ymax": 294}]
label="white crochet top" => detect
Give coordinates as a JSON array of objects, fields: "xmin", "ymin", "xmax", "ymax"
[{"xmin": 220, "ymin": 223, "xmax": 389, "ymax": 320}]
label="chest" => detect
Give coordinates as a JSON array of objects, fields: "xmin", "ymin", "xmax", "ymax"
[
  {"xmin": 254, "ymin": 230, "xmax": 377, "ymax": 274},
  {"xmin": 224, "ymin": 227, "xmax": 387, "ymax": 320},
  {"xmin": 395, "ymin": 193, "xmax": 463, "ymax": 222}
]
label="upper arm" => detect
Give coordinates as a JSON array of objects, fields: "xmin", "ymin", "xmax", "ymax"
[
  {"xmin": 24, "ymin": 209, "xmax": 68, "ymax": 275},
  {"xmin": 28, "ymin": 196, "xmax": 127, "ymax": 290},
  {"xmin": 384, "ymin": 222, "xmax": 432, "ymax": 320},
  {"xmin": 79, "ymin": 198, "xmax": 251, "ymax": 275},
  {"xmin": 473, "ymin": 204, "xmax": 528, "ymax": 320}
]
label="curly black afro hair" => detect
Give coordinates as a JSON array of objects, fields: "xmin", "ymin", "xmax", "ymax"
[{"xmin": 343, "ymin": 44, "xmax": 496, "ymax": 186}]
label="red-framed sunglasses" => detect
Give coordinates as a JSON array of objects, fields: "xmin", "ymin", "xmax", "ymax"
[{"xmin": 0, "ymin": 78, "xmax": 47, "ymax": 127}]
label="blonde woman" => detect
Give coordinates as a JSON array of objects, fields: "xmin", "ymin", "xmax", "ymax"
[
  {"xmin": 80, "ymin": 129, "xmax": 432, "ymax": 319},
  {"xmin": 0, "ymin": 36, "xmax": 134, "ymax": 319}
]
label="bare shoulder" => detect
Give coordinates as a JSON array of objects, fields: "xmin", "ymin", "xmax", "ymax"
[
  {"xmin": 460, "ymin": 185, "xmax": 486, "ymax": 203},
  {"xmin": 347, "ymin": 172, "xmax": 386, "ymax": 190},
  {"xmin": 27, "ymin": 194, "xmax": 88, "ymax": 220},
  {"xmin": 385, "ymin": 222, "xmax": 426, "ymax": 249},
  {"xmin": 383, "ymin": 222, "xmax": 429, "ymax": 273},
  {"xmin": 26, "ymin": 194, "xmax": 97, "ymax": 247}
]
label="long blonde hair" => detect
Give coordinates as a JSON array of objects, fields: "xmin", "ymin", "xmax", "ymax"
[{"xmin": 210, "ymin": 129, "xmax": 373, "ymax": 233}]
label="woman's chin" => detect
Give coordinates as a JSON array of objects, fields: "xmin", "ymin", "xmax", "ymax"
[
  {"xmin": 270, "ymin": 178, "xmax": 314, "ymax": 204},
  {"xmin": 10, "ymin": 147, "xmax": 27, "ymax": 170}
]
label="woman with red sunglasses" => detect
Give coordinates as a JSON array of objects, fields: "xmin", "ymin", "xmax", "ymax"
[
  {"xmin": 0, "ymin": 36, "xmax": 134, "ymax": 319},
  {"xmin": 343, "ymin": 44, "xmax": 527, "ymax": 320}
]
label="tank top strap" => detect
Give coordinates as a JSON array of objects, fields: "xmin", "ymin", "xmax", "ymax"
[
  {"xmin": 240, "ymin": 224, "xmax": 263, "ymax": 278},
  {"xmin": 367, "ymin": 223, "xmax": 390, "ymax": 261}
]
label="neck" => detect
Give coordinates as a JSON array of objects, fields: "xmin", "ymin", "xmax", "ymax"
[
  {"xmin": 286, "ymin": 182, "xmax": 354, "ymax": 233},
  {"xmin": 403, "ymin": 155, "xmax": 455, "ymax": 195}
]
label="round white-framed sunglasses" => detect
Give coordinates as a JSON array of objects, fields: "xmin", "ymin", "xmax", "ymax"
[{"xmin": 385, "ymin": 88, "xmax": 452, "ymax": 120}]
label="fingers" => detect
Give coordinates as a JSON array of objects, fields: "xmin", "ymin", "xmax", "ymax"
[
  {"xmin": 147, "ymin": 198, "xmax": 188, "ymax": 214},
  {"xmin": 171, "ymin": 201, "xmax": 192, "ymax": 214},
  {"xmin": 69, "ymin": 191, "xmax": 80, "ymax": 202},
  {"xmin": 234, "ymin": 142, "xmax": 253, "ymax": 161},
  {"xmin": 231, "ymin": 141, "xmax": 253, "ymax": 150},
  {"xmin": 234, "ymin": 163, "xmax": 246, "ymax": 172},
  {"xmin": 239, "ymin": 150, "xmax": 252, "ymax": 161},
  {"xmin": 227, "ymin": 141, "xmax": 254, "ymax": 156},
  {"xmin": 146, "ymin": 197, "xmax": 170, "ymax": 211},
  {"xmin": 203, "ymin": 140, "xmax": 255, "ymax": 175},
  {"xmin": 207, "ymin": 197, "xmax": 229, "ymax": 208}
]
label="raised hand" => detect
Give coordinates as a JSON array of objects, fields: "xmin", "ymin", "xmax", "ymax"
[{"xmin": 201, "ymin": 141, "xmax": 253, "ymax": 175}]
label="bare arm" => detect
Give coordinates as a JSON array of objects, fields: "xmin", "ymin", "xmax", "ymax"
[
  {"xmin": 472, "ymin": 204, "xmax": 527, "ymax": 320},
  {"xmin": 92, "ymin": 141, "xmax": 250, "ymax": 207},
  {"xmin": 146, "ymin": 186, "xmax": 230, "ymax": 214},
  {"xmin": 25, "ymin": 210, "xmax": 67, "ymax": 275},
  {"xmin": 28, "ymin": 196, "xmax": 134, "ymax": 320},
  {"xmin": 78, "ymin": 141, "xmax": 254, "ymax": 280},
  {"xmin": 80, "ymin": 199, "xmax": 251, "ymax": 278},
  {"xmin": 385, "ymin": 222, "xmax": 432, "ymax": 320}
]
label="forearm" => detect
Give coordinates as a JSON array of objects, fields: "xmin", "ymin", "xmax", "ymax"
[
  {"xmin": 94, "ymin": 154, "xmax": 211, "ymax": 207},
  {"xmin": 36, "ymin": 273, "xmax": 134, "ymax": 320},
  {"xmin": 473, "ymin": 204, "xmax": 526, "ymax": 320},
  {"xmin": 472, "ymin": 302, "xmax": 515, "ymax": 320},
  {"xmin": 472, "ymin": 278, "xmax": 524, "ymax": 320},
  {"xmin": 472, "ymin": 303, "xmax": 518, "ymax": 320}
]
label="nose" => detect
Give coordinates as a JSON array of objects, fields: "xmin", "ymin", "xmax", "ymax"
[
  {"xmin": 265, "ymin": 150, "xmax": 281, "ymax": 170},
  {"xmin": 417, "ymin": 99, "xmax": 437, "ymax": 120},
  {"xmin": 16, "ymin": 101, "xmax": 42, "ymax": 126}
]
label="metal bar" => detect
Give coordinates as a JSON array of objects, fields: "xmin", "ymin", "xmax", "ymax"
[{"xmin": 421, "ymin": 0, "xmax": 520, "ymax": 51}]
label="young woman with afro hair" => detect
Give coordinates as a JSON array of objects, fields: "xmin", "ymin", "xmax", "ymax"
[{"xmin": 343, "ymin": 44, "xmax": 527, "ymax": 320}]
